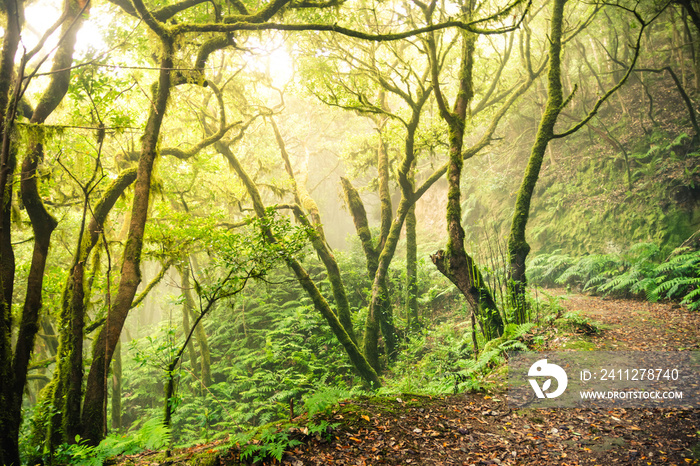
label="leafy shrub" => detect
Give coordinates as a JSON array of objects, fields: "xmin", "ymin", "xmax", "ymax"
[
  {"xmin": 303, "ymin": 385, "xmax": 364, "ymax": 417},
  {"xmin": 527, "ymin": 250, "xmax": 574, "ymax": 287},
  {"xmin": 648, "ymin": 248, "xmax": 700, "ymax": 310},
  {"xmin": 53, "ymin": 419, "xmax": 171, "ymax": 466},
  {"xmin": 558, "ymin": 311, "xmax": 601, "ymax": 335},
  {"xmin": 229, "ymin": 426, "xmax": 302, "ymax": 463},
  {"xmin": 555, "ymin": 253, "xmax": 623, "ymax": 292}
]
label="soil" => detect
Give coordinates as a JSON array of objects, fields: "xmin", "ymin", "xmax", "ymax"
[
  {"xmin": 557, "ymin": 294, "xmax": 700, "ymax": 352},
  {"xmin": 111, "ymin": 294, "xmax": 700, "ymax": 466}
]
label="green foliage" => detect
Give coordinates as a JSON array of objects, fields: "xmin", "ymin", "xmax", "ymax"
[
  {"xmin": 380, "ymin": 314, "xmax": 535, "ymax": 396},
  {"xmin": 529, "ymin": 242, "xmax": 700, "ymax": 310},
  {"xmin": 554, "ymin": 253, "xmax": 623, "ymax": 292},
  {"xmin": 231, "ymin": 426, "xmax": 303, "ymax": 463},
  {"xmin": 303, "ymin": 385, "xmax": 365, "ymax": 418},
  {"xmin": 460, "ymin": 116, "xmax": 700, "ymax": 258},
  {"xmin": 596, "ymin": 243, "xmax": 660, "ymax": 296},
  {"xmin": 9, "ymin": 3, "xmax": 700, "ymax": 465},
  {"xmin": 67, "ymin": 58, "xmax": 138, "ymax": 132},
  {"xmin": 527, "ymin": 251, "xmax": 574, "ymax": 287},
  {"xmin": 451, "ymin": 323, "xmax": 534, "ymax": 393},
  {"xmin": 648, "ymin": 248, "xmax": 700, "ymax": 310},
  {"xmin": 120, "ymin": 263, "xmax": 362, "ymax": 446},
  {"xmin": 557, "ymin": 311, "xmax": 601, "ymax": 335},
  {"xmin": 53, "ymin": 419, "xmax": 171, "ymax": 466},
  {"xmin": 131, "ymin": 324, "xmax": 180, "ymax": 370}
]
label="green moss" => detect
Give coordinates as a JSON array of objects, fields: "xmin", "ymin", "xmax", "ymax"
[
  {"xmin": 336, "ymin": 394, "xmax": 438, "ymax": 418},
  {"xmin": 460, "ymin": 147, "xmax": 700, "ymax": 257},
  {"xmin": 560, "ymin": 339, "xmax": 597, "ymax": 351}
]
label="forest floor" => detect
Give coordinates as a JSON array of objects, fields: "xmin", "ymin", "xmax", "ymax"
[{"xmin": 111, "ymin": 293, "xmax": 700, "ymax": 466}]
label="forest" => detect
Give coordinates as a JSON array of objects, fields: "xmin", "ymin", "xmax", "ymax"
[{"xmin": 0, "ymin": 0, "xmax": 699, "ymax": 463}]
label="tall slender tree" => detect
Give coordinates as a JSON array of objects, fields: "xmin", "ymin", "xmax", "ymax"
[{"xmin": 506, "ymin": 0, "xmax": 655, "ymax": 322}]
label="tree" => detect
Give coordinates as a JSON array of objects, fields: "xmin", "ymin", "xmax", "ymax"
[
  {"xmin": 298, "ymin": 0, "xmax": 534, "ymax": 368},
  {"xmin": 506, "ymin": 0, "xmax": 658, "ymax": 323},
  {"xmin": 427, "ymin": 0, "xmax": 537, "ymax": 339},
  {"xmin": 215, "ymin": 137, "xmax": 383, "ymax": 387},
  {"xmin": 0, "ymin": 0, "xmax": 89, "ymax": 462}
]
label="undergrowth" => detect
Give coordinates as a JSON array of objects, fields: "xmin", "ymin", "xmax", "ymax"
[
  {"xmin": 40, "ymin": 238, "xmax": 593, "ymax": 465},
  {"xmin": 529, "ymin": 242, "xmax": 700, "ymax": 310},
  {"xmin": 52, "ymin": 419, "xmax": 171, "ymax": 466}
]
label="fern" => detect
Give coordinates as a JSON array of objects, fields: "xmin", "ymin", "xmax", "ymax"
[
  {"xmin": 682, "ymin": 287, "xmax": 700, "ymax": 310},
  {"xmin": 528, "ymin": 250, "xmax": 574, "ymax": 287},
  {"xmin": 556, "ymin": 254, "xmax": 621, "ymax": 289},
  {"xmin": 655, "ymin": 248, "xmax": 700, "ymax": 275},
  {"xmin": 54, "ymin": 419, "xmax": 172, "ymax": 465},
  {"xmin": 135, "ymin": 418, "xmax": 172, "ymax": 450},
  {"xmin": 304, "ymin": 385, "xmax": 357, "ymax": 417},
  {"xmin": 651, "ymin": 276, "xmax": 700, "ymax": 302},
  {"xmin": 596, "ymin": 269, "xmax": 644, "ymax": 295},
  {"xmin": 583, "ymin": 273, "xmax": 610, "ymax": 292},
  {"xmin": 632, "ymin": 276, "xmax": 657, "ymax": 296},
  {"xmin": 502, "ymin": 322, "xmax": 535, "ymax": 340}
]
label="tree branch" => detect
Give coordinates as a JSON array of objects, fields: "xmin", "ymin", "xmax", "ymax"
[{"xmin": 174, "ymin": 0, "xmax": 532, "ymax": 37}]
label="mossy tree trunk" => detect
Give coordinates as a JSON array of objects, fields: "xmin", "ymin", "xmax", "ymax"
[
  {"xmin": 340, "ymin": 177, "xmax": 379, "ymax": 278},
  {"xmin": 82, "ymin": 0, "xmax": 237, "ymax": 441},
  {"xmin": 428, "ymin": 25, "xmax": 505, "ymax": 339},
  {"xmin": 362, "ymin": 106, "xmax": 429, "ymax": 367},
  {"xmin": 81, "ymin": 9, "xmax": 175, "ymax": 440},
  {"xmin": 339, "ymin": 177, "xmax": 382, "ymax": 370},
  {"xmin": 36, "ymin": 169, "xmax": 137, "ymax": 450},
  {"xmin": 180, "ymin": 261, "xmax": 212, "ymax": 387},
  {"xmin": 507, "ymin": 0, "xmax": 566, "ymax": 324},
  {"xmin": 180, "ymin": 267, "xmax": 199, "ymax": 373},
  {"xmin": 341, "ymin": 129, "xmax": 399, "ymax": 370},
  {"xmin": 405, "ymin": 163, "xmax": 419, "ymax": 332},
  {"xmin": 342, "ymin": 136, "xmax": 423, "ymax": 370},
  {"xmin": 0, "ymin": 0, "xmax": 88, "ymax": 461},
  {"xmin": 111, "ymin": 340, "xmax": 122, "ymax": 431},
  {"xmin": 0, "ymin": 0, "xmax": 25, "ymax": 461},
  {"xmin": 339, "ymin": 79, "xmax": 432, "ymax": 371},
  {"xmin": 507, "ymin": 0, "xmax": 646, "ymax": 320},
  {"xmin": 369, "ymin": 131, "xmax": 398, "ymax": 362}
]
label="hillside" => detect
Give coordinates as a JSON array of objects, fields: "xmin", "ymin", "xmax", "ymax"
[{"xmin": 447, "ymin": 75, "xmax": 700, "ymax": 258}]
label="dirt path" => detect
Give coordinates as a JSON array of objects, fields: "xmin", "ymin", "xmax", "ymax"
[{"xmin": 558, "ymin": 294, "xmax": 700, "ymax": 351}]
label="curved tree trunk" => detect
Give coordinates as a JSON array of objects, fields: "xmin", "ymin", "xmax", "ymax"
[
  {"xmin": 369, "ymin": 135, "xmax": 398, "ymax": 362},
  {"xmin": 405, "ymin": 167, "xmax": 419, "ymax": 332},
  {"xmin": 507, "ymin": 0, "xmax": 643, "ymax": 320},
  {"xmin": 272, "ymin": 119, "xmax": 357, "ymax": 344},
  {"xmin": 111, "ymin": 340, "xmax": 122, "ymax": 431},
  {"xmin": 2, "ymin": 0, "xmax": 88, "ymax": 460},
  {"xmin": 507, "ymin": 0, "xmax": 565, "ymax": 323},
  {"xmin": 342, "ymin": 90, "xmax": 431, "ymax": 371},
  {"xmin": 40, "ymin": 168, "xmax": 137, "ymax": 451},
  {"xmin": 0, "ymin": 1, "xmax": 23, "ymax": 462},
  {"xmin": 20, "ymin": 1, "xmax": 91, "ymax": 442},
  {"xmin": 181, "ymin": 261, "xmax": 212, "ymax": 387},
  {"xmin": 180, "ymin": 266, "xmax": 199, "ymax": 374}
]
